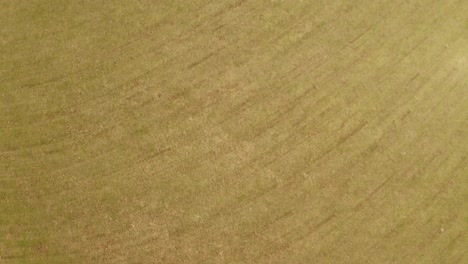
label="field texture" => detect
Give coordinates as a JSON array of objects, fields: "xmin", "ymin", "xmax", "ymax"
[{"xmin": 1, "ymin": 0, "xmax": 468, "ymax": 263}]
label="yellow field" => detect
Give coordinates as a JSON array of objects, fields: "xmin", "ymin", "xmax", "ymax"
[{"xmin": 1, "ymin": 0, "xmax": 467, "ymax": 263}]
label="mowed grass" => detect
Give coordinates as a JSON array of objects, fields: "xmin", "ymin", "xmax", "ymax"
[{"xmin": 1, "ymin": 0, "xmax": 468, "ymax": 263}]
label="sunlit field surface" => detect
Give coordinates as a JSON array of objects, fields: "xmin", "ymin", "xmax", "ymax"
[{"xmin": 1, "ymin": 0, "xmax": 467, "ymax": 263}]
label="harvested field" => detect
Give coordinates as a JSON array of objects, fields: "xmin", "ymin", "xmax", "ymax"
[{"xmin": 1, "ymin": 0, "xmax": 467, "ymax": 263}]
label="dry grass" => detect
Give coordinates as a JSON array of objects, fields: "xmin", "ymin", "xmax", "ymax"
[{"xmin": 1, "ymin": 0, "xmax": 467, "ymax": 263}]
